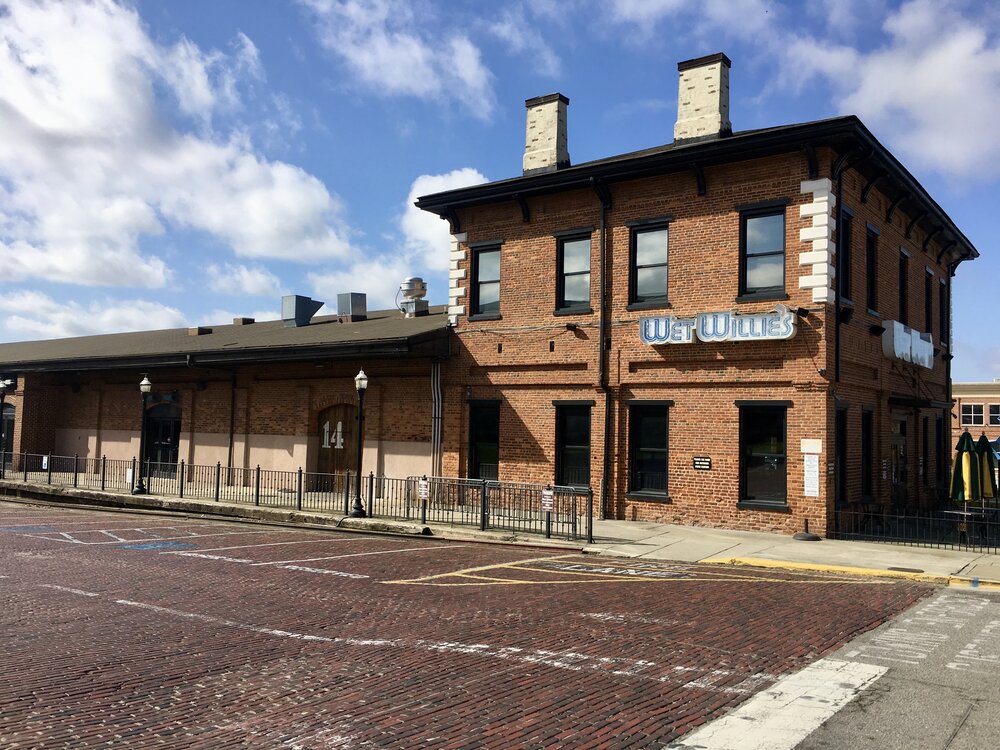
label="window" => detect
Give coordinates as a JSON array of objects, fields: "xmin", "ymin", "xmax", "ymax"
[
  {"xmin": 922, "ymin": 417, "xmax": 929, "ymax": 487},
  {"xmin": 630, "ymin": 225, "xmax": 669, "ymax": 305},
  {"xmin": 861, "ymin": 410, "xmax": 873, "ymax": 499},
  {"xmin": 738, "ymin": 404, "xmax": 787, "ymax": 505},
  {"xmin": 838, "ymin": 212, "xmax": 853, "ymax": 300},
  {"xmin": 471, "ymin": 246, "xmax": 501, "ymax": 317},
  {"xmin": 468, "ymin": 401, "xmax": 500, "ymax": 480},
  {"xmin": 556, "ymin": 235, "xmax": 591, "ymax": 311},
  {"xmin": 991, "ymin": 405, "xmax": 1000, "ymax": 426},
  {"xmin": 939, "ymin": 281, "xmax": 949, "ymax": 345},
  {"xmin": 866, "ymin": 227, "xmax": 878, "ymax": 312},
  {"xmin": 835, "ymin": 408, "xmax": 848, "ymax": 507},
  {"xmin": 924, "ymin": 270, "xmax": 933, "ymax": 335},
  {"xmin": 555, "ymin": 404, "xmax": 591, "ymax": 486},
  {"xmin": 740, "ymin": 209, "xmax": 785, "ymax": 296},
  {"xmin": 962, "ymin": 404, "xmax": 984, "ymax": 426},
  {"xmin": 628, "ymin": 405, "xmax": 668, "ymax": 495},
  {"xmin": 898, "ymin": 250, "xmax": 909, "ymax": 325},
  {"xmin": 936, "ymin": 416, "xmax": 945, "ymax": 488}
]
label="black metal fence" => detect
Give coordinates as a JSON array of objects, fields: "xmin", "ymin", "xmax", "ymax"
[
  {"xmin": 831, "ymin": 506, "xmax": 1000, "ymax": 554},
  {"xmin": 0, "ymin": 452, "xmax": 593, "ymax": 542}
]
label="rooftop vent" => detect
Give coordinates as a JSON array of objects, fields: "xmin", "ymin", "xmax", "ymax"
[
  {"xmin": 337, "ymin": 292, "xmax": 367, "ymax": 322},
  {"xmin": 233, "ymin": 317, "xmax": 255, "ymax": 326},
  {"xmin": 282, "ymin": 295, "xmax": 324, "ymax": 328},
  {"xmin": 188, "ymin": 326, "xmax": 211, "ymax": 336},
  {"xmin": 399, "ymin": 277, "xmax": 429, "ymax": 318},
  {"xmin": 674, "ymin": 52, "xmax": 732, "ymax": 143},
  {"xmin": 523, "ymin": 93, "xmax": 570, "ymax": 175}
]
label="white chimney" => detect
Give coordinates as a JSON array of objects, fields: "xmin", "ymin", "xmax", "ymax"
[
  {"xmin": 523, "ymin": 93, "xmax": 569, "ymax": 175},
  {"xmin": 674, "ymin": 53, "xmax": 732, "ymax": 143}
]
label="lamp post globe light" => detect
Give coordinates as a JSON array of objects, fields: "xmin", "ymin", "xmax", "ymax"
[
  {"xmin": 133, "ymin": 375, "xmax": 152, "ymax": 495},
  {"xmin": 350, "ymin": 368, "xmax": 368, "ymax": 518}
]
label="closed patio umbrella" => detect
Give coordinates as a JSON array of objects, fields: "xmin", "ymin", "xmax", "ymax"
[
  {"xmin": 977, "ymin": 433, "xmax": 999, "ymax": 503},
  {"xmin": 950, "ymin": 431, "xmax": 981, "ymax": 508}
]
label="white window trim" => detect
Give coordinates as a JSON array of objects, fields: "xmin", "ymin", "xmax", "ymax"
[{"xmin": 961, "ymin": 403, "xmax": 985, "ymax": 426}]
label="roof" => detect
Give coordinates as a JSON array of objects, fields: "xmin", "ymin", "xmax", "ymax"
[
  {"xmin": 416, "ymin": 115, "xmax": 978, "ymax": 269},
  {"xmin": 953, "ymin": 382, "xmax": 1000, "ymax": 397},
  {"xmin": 0, "ymin": 306, "xmax": 451, "ymax": 372}
]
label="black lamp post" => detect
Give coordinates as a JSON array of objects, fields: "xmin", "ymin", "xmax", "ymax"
[
  {"xmin": 349, "ymin": 368, "xmax": 368, "ymax": 518},
  {"xmin": 133, "ymin": 375, "xmax": 152, "ymax": 495},
  {"xmin": 0, "ymin": 378, "xmax": 11, "ymax": 478}
]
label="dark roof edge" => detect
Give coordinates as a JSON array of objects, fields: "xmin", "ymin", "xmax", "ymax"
[{"xmin": 415, "ymin": 116, "xmax": 977, "ymax": 264}]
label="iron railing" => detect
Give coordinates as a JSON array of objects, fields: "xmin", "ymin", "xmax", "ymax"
[
  {"xmin": 0, "ymin": 452, "xmax": 593, "ymax": 542},
  {"xmin": 830, "ymin": 506, "xmax": 1000, "ymax": 554}
]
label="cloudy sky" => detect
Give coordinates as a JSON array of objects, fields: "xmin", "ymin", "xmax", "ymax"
[{"xmin": 0, "ymin": 0, "xmax": 997, "ymax": 381}]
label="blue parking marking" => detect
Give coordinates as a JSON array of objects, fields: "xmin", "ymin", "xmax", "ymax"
[
  {"xmin": 0, "ymin": 525, "xmax": 55, "ymax": 533},
  {"xmin": 118, "ymin": 541, "xmax": 196, "ymax": 551}
]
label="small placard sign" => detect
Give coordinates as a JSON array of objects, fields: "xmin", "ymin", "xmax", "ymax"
[
  {"xmin": 541, "ymin": 487, "xmax": 554, "ymax": 511},
  {"xmin": 418, "ymin": 478, "xmax": 429, "ymax": 500},
  {"xmin": 693, "ymin": 457, "xmax": 712, "ymax": 471}
]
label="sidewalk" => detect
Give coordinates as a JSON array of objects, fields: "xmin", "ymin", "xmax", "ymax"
[{"xmin": 3, "ymin": 479, "xmax": 1000, "ymax": 588}]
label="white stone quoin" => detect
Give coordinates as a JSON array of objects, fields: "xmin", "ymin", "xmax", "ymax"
[
  {"xmin": 522, "ymin": 93, "xmax": 569, "ymax": 174},
  {"xmin": 674, "ymin": 53, "xmax": 732, "ymax": 142},
  {"xmin": 798, "ymin": 178, "xmax": 837, "ymax": 304},
  {"xmin": 448, "ymin": 233, "xmax": 467, "ymax": 325}
]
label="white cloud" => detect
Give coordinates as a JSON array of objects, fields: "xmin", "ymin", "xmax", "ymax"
[
  {"xmin": 298, "ymin": 0, "xmax": 495, "ymax": 118},
  {"xmin": 0, "ymin": 291, "xmax": 186, "ymax": 340},
  {"xmin": 200, "ymin": 308, "xmax": 282, "ymax": 326},
  {"xmin": 308, "ymin": 256, "xmax": 414, "ymax": 311},
  {"xmin": 206, "ymin": 263, "xmax": 285, "ymax": 297},
  {"xmin": 0, "ymin": 0, "xmax": 356, "ymax": 290},
  {"xmin": 783, "ymin": 0, "xmax": 1000, "ymax": 181},
  {"xmin": 487, "ymin": 7, "xmax": 562, "ymax": 78},
  {"xmin": 399, "ymin": 168, "xmax": 488, "ymax": 271},
  {"xmin": 609, "ymin": 0, "xmax": 777, "ymax": 37}
]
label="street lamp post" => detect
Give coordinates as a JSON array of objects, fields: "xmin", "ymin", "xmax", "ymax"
[
  {"xmin": 0, "ymin": 378, "xmax": 11, "ymax": 479},
  {"xmin": 349, "ymin": 368, "xmax": 368, "ymax": 518},
  {"xmin": 133, "ymin": 375, "xmax": 152, "ymax": 495}
]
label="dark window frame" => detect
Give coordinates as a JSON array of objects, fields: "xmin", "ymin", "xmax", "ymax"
[
  {"xmin": 961, "ymin": 403, "xmax": 984, "ymax": 426},
  {"xmin": 990, "ymin": 404, "xmax": 1000, "ymax": 426},
  {"xmin": 866, "ymin": 226, "xmax": 879, "ymax": 313},
  {"xmin": 861, "ymin": 409, "xmax": 874, "ymax": 500},
  {"xmin": 739, "ymin": 206, "xmax": 787, "ymax": 298},
  {"xmin": 737, "ymin": 402, "xmax": 788, "ymax": 508},
  {"xmin": 468, "ymin": 400, "xmax": 501, "ymax": 481},
  {"xmin": 555, "ymin": 233, "xmax": 592, "ymax": 312},
  {"xmin": 922, "ymin": 416, "xmax": 930, "ymax": 487},
  {"xmin": 936, "ymin": 415, "xmax": 945, "ymax": 489},
  {"xmin": 470, "ymin": 244, "xmax": 502, "ymax": 320},
  {"xmin": 898, "ymin": 248, "xmax": 909, "ymax": 325},
  {"xmin": 627, "ymin": 404, "xmax": 669, "ymax": 498},
  {"xmin": 939, "ymin": 281, "xmax": 949, "ymax": 345},
  {"xmin": 924, "ymin": 269, "xmax": 934, "ymax": 335},
  {"xmin": 838, "ymin": 209, "xmax": 853, "ymax": 301},
  {"xmin": 555, "ymin": 404, "xmax": 591, "ymax": 488},
  {"xmin": 629, "ymin": 221, "xmax": 670, "ymax": 307}
]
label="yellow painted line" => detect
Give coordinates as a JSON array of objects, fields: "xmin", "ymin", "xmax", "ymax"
[
  {"xmin": 702, "ymin": 556, "xmax": 949, "ymax": 584},
  {"xmin": 948, "ymin": 576, "xmax": 1000, "ymax": 590}
]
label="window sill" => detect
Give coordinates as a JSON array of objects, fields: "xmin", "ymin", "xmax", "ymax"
[
  {"xmin": 625, "ymin": 491, "xmax": 671, "ymax": 503},
  {"xmin": 468, "ymin": 313, "xmax": 502, "ymax": 322},
  {"xmin": 866, "ymin": 308, "xmax": 880, "ymax": 318},
  {"xmin": 735, "ymin": 293, "xmax": 789, "ymax": 303},
  {"xmin": 736, "ymin": 500, "xmax": 790, "ymax": 513},
  {"xmin": 626, "ymin": 300, "xmax": 671, "ymax": 312},
  {"xmin": 553, "ymin": 306, "xmax": 593, "ymax": 317}
]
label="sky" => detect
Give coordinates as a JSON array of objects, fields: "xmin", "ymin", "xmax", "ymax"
[{"xmin": 0, "ymin": 0, "xmax": 997, "ymax": 381}]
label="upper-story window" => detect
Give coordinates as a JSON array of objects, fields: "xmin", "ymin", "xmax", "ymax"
[
  {"xmin": 962, "ymin": 404, "xmax": 984, "ymax": 426},
  {"xmin": 630, "ymin": 224, "xmax": 669, "ymax": 306},
  {"xmin": 471, "ymin": 246, "xmax": 501, "ymax": 318},
  {"xmin": 556, "ymin": 235, "xmax": 591, "ymax": 312},
  {"xmin": 898, "ymin": 249, "xmax": 909, "ymax": 325},
  {"xmin": 991, "ymin": 404, "xmax": 1000, "ymax": 426},
  {"xmin": 866, "ymin": 226, "xmax": 879, "ymax": 313},
  {"xmin": 924, "ymin": 269, "xmax": 933, "ymax": 335},
  {"xmin": 838, "ymin": 211, "xmax": 853, "ymax": 301},
  {"xmin": 939, "ymin": 280, "xmax": 949, "ymax": 345},
  {"xmin": 740, "ymin": 209, "xmax": 785, "ymax": 296}
]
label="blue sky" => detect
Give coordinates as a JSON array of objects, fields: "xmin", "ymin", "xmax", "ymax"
[{"xmin": 0, "ymin": 0, "xmax": 997, "ymax": 381}]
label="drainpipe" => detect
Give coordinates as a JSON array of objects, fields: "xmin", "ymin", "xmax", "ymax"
[
  {"xmin": 228, "ymin": 370, "xmax": 237, "ymax": 471},
  {"xmin": 590, "ymin": 177, "xmax": 613, "ymax": 519}
]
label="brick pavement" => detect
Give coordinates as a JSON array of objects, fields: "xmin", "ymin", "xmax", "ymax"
[{"xmin": 0, "ymin": 503, "xmax": 931, "ymax": 748}]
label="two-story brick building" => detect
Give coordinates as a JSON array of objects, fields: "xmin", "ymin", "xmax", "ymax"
[{"xmin": 416, "ymin": 53, "xmax": 978, "ymax": 535}]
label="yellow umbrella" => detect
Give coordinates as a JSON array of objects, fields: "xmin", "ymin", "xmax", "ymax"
[{"xmin": 950, "ymin": 431, "xmax": 981, "ymax": 508}]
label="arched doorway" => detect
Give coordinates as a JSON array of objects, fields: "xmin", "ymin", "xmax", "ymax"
[
  {"xmin": 1, "ymin": 403, "xmax": 14, "ymax": 468},
  {"xmin": 316, "ymin": 404, "xmax": 358, "ymax": 476},
  {"xmin": 144, "ymin": 402, "xmax": 181, "ymax": 474}
]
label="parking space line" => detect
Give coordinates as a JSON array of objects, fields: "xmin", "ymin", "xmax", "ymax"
[
  {"xmin": 160, "ymin": 537, "xmax": 365, "ymax": 554},
  {"xmin": 40, "ymin": 584, "xmax": 100, "ymax": 597},
  {"xmin": 249, "ymin": 544, "xmax": 467, "ymax": 566},
  {"xmin": 22, "ymin": 529, "xmax": 278, "ymax": 545}
]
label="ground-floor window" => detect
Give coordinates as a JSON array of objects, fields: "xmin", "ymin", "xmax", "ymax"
[
  {"xmin": 835, "ymin": 408, "xmax": 848, "ymax": 507},
  {"xmin": 861, "ymin": 410, "xmax": 874, "ymax": 499},
  {"xmin": 628, "ymin": 404, "xmax": 668, "ymax": 496},
  {"xmin": 468, "ymin": 401, "xmax": 500, "ymax": 480},
  {"xmin": 922, "ymin": 417, "xmax": 930, "ymax": 487},
  {"xmin": 738, "ymin": 403, "xmax": 787, "ymax": 506},
  {"xmin": 1, "ymin": 403, "xmax": 14, "ymax": 459},
  {"xmin": 555, "ymin": 403, "xmax": 591, "ymax": 487},
  {"xmin": 935, "ymin": 415, "xmax": 945, "ymax": 488}
]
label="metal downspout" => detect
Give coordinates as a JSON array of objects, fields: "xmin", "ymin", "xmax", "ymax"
[
  {"xmin": 431, "ymin": 362, "xmax": 442, "ymax": 477},
  {"xmin": 591, "ymin": 177, "xmax": 612, "ymax": 520},
  {"xmin": 227, "ymin": 370, "xmax": 237, "ymax": 471}
]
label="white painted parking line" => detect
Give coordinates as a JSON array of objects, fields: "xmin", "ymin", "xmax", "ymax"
[
  {"xmin": 278, "ymin": 565, "xmax": 369, "ymax": 578},
  {"xmin": 161, "ymin": 537, "xmax": 372, "ymax": 554},
  {"xmin": 666, "ymin": 658, "xmax": 887, "ymax": 750},
  {"xmin": 21, "ymin": 529, "xmax": 278, "ymax": 545},
  {"xmin": 170, "ymin": 552, "xmax": 256, "ymax": 563},
  {"xmin": 249, "ymin": 544, "xmax": 467, "ymax": 566},
  {"xmin": 40, "ymin": 584, "xmax": 100, "ymax": 597}
]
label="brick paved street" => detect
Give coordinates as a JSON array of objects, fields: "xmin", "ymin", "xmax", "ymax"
[{"xmin": 0, "ymin": 501, "xmax": 931, "ymax": 749}]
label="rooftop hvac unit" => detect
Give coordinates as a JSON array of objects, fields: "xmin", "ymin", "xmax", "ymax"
[{"xmin": 399, "ymin": 277, "xmax": 429, "ymax": 317}]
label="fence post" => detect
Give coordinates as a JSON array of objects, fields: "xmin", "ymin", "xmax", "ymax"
[
  {"xmin": 213, "ymin": 461, "xmax": 220, "ymax": 501},
  {"xmin": 545, "ymin": 484, "xmax": 552, "ymax": 539},
  {"xmin": 100, "ymin": 455, "xmax": 106, "ymax": 491},
  {"xmin": 73, "ymin": 454, "xmax": 79, "ymax": 488},
  {"xmin": 421, "ymin": 475, "xmax": 428, "ymax": 525},
  {"xmin": 46, "ymin": 453, "xmax": 51, "ymax": 484},
  {"xmin": 0, "ymin": 449, "xmax": 4, "ymax": 480},
  {"xmin": 368, "ymin": 471, "xmax": 375, "ymax": 518},
  {"xmin": 570, "ymin": 492, "xmax": 578, "ymax": 540},
  {"xmin": 254, "ymin": 465, "xmax": 261, "ymax": 506},
  {"xmin": 587, "ymin": 488, "xmax": 594, "ymax": 545},
  {"xmin": 22, "ymin": 451, "xmax": 27, "ymax": 481},
  {"xmin": 479, "ymin": 479, "xmax": 488, "ymax": 531},
  {"xmin": 344, "ymin": 472, "xmax": 351, "ymax": 516},
  {"xmin": 296, "ymin": 467, "xmax": 303, "ymax": 511},
  {"xmin": 130, "ymin": 457, "xmax": 135, "ymax": 489},
  {"xmin": 179, "ymin": 460, "xmax": 185, "ymax": 499}
]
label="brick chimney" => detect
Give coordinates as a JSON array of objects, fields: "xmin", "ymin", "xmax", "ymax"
[
  {"xmin": 522, "ymin": 93, "xmax": 570, "ymax": 175},
  {"xmin": 674, "ymin": 53, "xmax": 732, "ymax": 143}
]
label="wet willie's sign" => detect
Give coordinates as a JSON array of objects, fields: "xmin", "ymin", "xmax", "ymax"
[{"xmin": 640, "ymin": 304, "xmax": 797, "ymax": 345}]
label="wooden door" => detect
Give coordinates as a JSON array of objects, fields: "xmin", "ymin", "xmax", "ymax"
[{"xmin": 316, "ymin": 404, "xmax": 357, "ymax": 477}]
